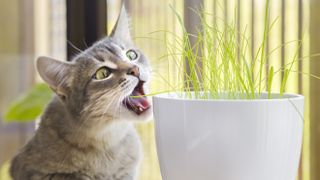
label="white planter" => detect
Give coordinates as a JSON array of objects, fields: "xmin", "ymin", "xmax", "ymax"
[{"xmin": 153, "ymin": 92, "xmax": 304, "ymax": 180}]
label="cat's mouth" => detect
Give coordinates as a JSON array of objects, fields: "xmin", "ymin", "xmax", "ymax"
[{"xmin": 123, "ymin": 81, "xmax": 150, "ymax": 115}]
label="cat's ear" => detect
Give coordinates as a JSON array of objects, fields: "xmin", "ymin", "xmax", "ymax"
[
  {"xmin": 110, "ymin": 5, "xmax": 132, "ymax": 43},
  {"xmin": 36, "ymin": 56, "xmax": 71, "ymax": 99}
]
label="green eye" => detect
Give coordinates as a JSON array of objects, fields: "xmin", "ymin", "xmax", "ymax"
[
  {"xmin": 94, "ymin": 67, "xmax": 111, "ymax": 80},
  {"xmin": 126, "ymin": 50, "xmax": 138, "ymax": 60}
]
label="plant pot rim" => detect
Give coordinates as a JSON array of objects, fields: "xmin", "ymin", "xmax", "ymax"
[{"xmin": 152, "ymin": 91, "xmax": 304, "ymax": 102}]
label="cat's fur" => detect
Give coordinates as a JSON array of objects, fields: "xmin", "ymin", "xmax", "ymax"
[{"xmin": 10, "ymin": 6, "xmax": 151, "ymax": 180}]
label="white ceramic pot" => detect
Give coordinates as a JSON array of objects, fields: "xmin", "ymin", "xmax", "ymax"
[{"xmin": 153, "ymin": 92, "xmax": 304, "ymax": 180}]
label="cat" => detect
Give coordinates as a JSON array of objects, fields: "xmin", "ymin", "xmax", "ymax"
[{"xmin": 10, "ymin": 5, "xmax": 152, "ymax": 180}]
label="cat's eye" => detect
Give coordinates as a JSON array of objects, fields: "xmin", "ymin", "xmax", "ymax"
[
  {"xmin": 126, "ymin": 50, "xmax": 138, "ymax": 61},
  {"xmin": 94, "ymin": 67, "xmax": 111, "ymax": 80}
]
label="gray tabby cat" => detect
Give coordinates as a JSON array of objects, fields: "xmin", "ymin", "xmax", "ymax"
[{"xmin": 10, "ymin": 6, "xmax": 152, "ymax": 180}]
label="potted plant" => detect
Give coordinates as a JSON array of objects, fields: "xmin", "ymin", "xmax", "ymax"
[{"xmin": 152, "ymin": 3, "xmax": 307, "ymax": 180}]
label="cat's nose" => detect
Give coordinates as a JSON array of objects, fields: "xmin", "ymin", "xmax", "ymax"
[{"xmin": 127, "ymin": 65, "xmax": 140, "ymax": 78}]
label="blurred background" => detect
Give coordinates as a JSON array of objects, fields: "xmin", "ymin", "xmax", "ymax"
[{"xmin": 0, "ymin": 0, "xmax": 320, "ymax": 180}]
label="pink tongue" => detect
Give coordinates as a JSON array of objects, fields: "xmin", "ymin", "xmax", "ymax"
[{"xmin": 131, "ymin": 91, "xmax": 150, "ymax": 110}]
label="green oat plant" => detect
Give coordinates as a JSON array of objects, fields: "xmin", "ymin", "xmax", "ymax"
[
  {"xmin": 4, "ymin": 0, "xmax": 320, "ymax": 123},
  {"xmin": 147, "ymin": 0, "xmax": 320, "ymax": 100}
]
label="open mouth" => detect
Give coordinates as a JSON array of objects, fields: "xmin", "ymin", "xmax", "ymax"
[{"xmin": 122, "ymin": 81, "xmax": 151, "ymax": 115}]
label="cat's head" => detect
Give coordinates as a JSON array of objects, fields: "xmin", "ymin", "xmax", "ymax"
[{"xmin": 37, "ymin": 6, "xmax": 152, "ymax": 122}]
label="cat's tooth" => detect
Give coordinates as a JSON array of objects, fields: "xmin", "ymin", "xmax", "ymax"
[{"xmin": 138, "ymin": 107, "xmax": 143, "ymax": 112}]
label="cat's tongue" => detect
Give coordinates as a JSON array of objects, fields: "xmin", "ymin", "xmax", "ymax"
[{"xmin": 124, "ymin": 83, "xmax": 150, "ymax": 115}]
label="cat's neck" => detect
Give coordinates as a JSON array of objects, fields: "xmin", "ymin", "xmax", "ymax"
[{"xmin": 39, "ymin": 96, "xmax": 133, "ymax": 150}]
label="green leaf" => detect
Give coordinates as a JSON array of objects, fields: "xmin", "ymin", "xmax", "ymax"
[
  {"xmin": 280, "ymin": 69, "xmax": 290, "ymax": 97},
  {"xmin": 4, "ymin": 83, "xmax": 53, "ymax": 122},
  {"xmin": 267, "ymin": 66, "xmax": 274, "ymax": 99}
]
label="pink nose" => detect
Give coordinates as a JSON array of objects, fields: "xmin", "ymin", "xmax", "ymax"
[{"xmin": 127, "ymin": 65, "xmax": 140, "ymax": 78}]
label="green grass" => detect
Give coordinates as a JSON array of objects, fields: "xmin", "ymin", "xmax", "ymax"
[{"xmin": 144, "ymin": 0, "xmax": 320, "ymax": 100}]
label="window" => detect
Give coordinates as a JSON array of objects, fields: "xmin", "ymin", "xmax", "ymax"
[{"xmin": 1, "ymin": 0, "xmax": 320, "ymax": 180}]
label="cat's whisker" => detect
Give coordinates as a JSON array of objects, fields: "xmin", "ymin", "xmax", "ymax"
[
  {"xmin": 117, "ymin": 94, "xmax": 126, "ymax": 119},
  {"xmin": 80, "ymin": 84, "xmax": 121, "ymax": 116},
  {"xmin": 67, "ymin": 40, "xmax": 84, "ymax": 53},
  {"xmin": 101, "ymin": 92, "xmax": 119, "ymax": 117},
  {"xmin": 57, "ymin": 91, "xmax": 120, "ymax": 167},
  {"xmin": 82, "ymin": 39, "xmax": 89, "ymax": 48},
  {"xmin": 67, "ymin": 40, "xmax": 109, "ymax": 64},
  {"xmin": 98, "ymin": 91, "xmax": 117, "ymax": 116},
  {"xmin": 69, "ymin": 89, "xmax": 120, "ymax": 155}
]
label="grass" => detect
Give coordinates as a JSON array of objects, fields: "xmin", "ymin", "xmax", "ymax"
[{"xmin": 138, "ymin": 0, "xmax": 320, "ymax": 100}]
